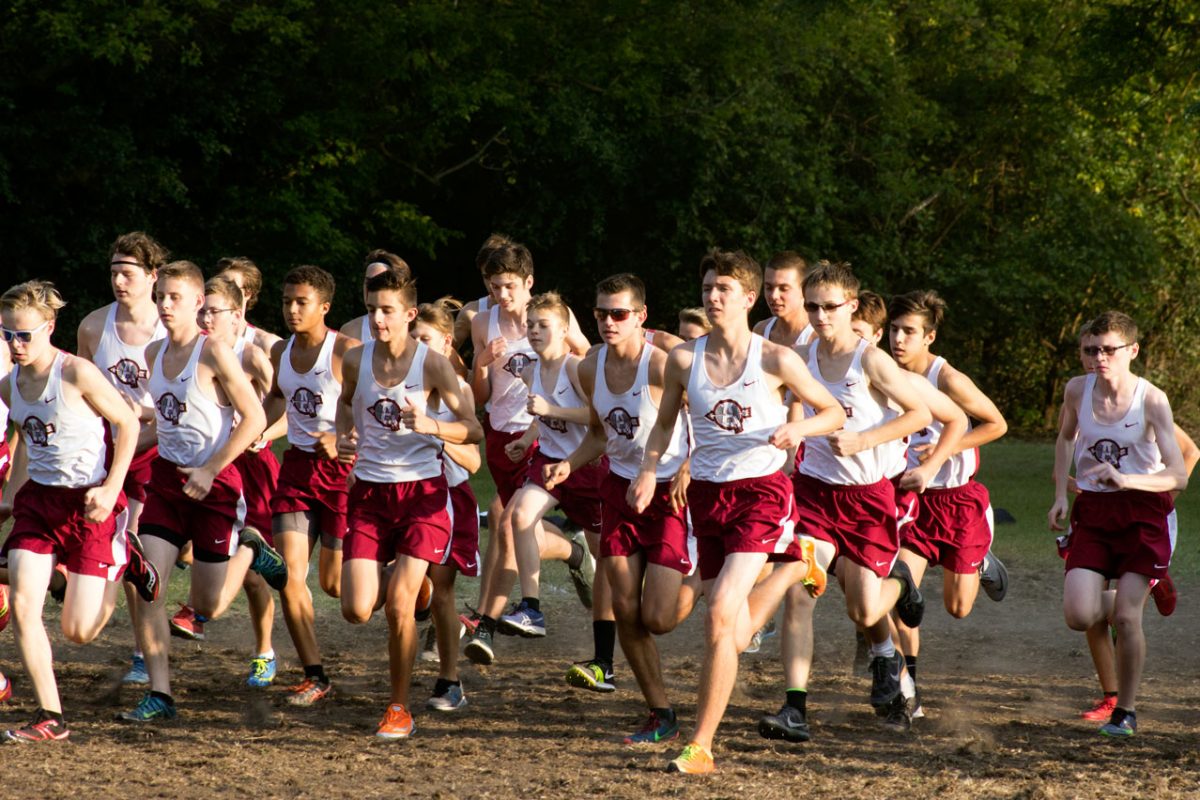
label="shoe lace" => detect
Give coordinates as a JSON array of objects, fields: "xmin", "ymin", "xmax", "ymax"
[{"xmin": 251, "ymin": 658, "xmax": 272, "ymax": 677}]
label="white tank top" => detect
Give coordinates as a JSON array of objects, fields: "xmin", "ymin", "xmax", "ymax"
[
  {"xmin": 0, "ymin": 363, "xmax": 9, "ymax": 429},
  {"xmin": 277, "ymin": 331, "xmax": 341, "ymax": 452},
  {"xmin": 150, "ymin": 337, "xmax": 234, "ymax": 469},
  {"xmin": 483, "ymin": 306, "xmax": 536, "ymax": 433},
  {"xmin": 800, "ymin": 339, "xmax": 897, "ymax": 486},
  {"xmin": 1074, "ymin": 374, "xmax": 1164, "ymax": 493},
  {"xmin": 352, "ymin": 341, "xmax": 443, "ymax": 483},
  {"xmin": 241, "ymin": 325, "xmax": 257, "ymax": 347},
  {"xmin": 592, "ymin": 344, "xmax": 688, "ymax": 480},
  {"xmin": 529, "ymin": 358, "xmax": 587, "ymax": 460},
  {"xmin": 763, "ymin": 317, "xmax": 814, "ymax": 347},
  {"xmin": 12, "ymin": 352, "xmax": 107, "ymax": 488},
  {"xmin": 360, "ymin": 316, "xmax": 373, "ymax": 342},
  {"xmin": 93, "ymin": 303, "xmax": 166, "ymax": 412},
  {"xmin": 429, "ymin": 377, "xmax": 471, "ymax": 488},
  {"xmin": 906, "ymin": 357, "xmax": 977, "ymax": 488},
  {"xmin": 687, "ymin": 334, "xmax": 786, "ymax": 482},
  {"xmin": 477, "ymin": 296, "xmax": 490, "ymax": 313}
]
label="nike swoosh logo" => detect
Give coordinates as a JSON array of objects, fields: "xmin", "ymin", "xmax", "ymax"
[
  {"xmin": 888, "ymin": 660, "xmax": 901, "ymax": 684},
  {"xmin": 214, "ymin": 538, "xmax": 227, "ymax": 545},
  {"xmin": 680, "ymin": 558, "xmax": 689, "ymax": 565},
  {"xmin": 760, "ymin": 537, "xmax": 773, "ymax": 544},
  {"xmin": 556, "ymin": 388, "xmax": 568, "ymax": 394},
  {"xmin": 180, "ymin": 375, "xmax": 190, "ymax": 382},
  {"xmin": 433, "ymin": 548, "xmax": 445, "ymax": 554},
  {"xmin": 1124, "ymin": 422, "xmax": 1138, "ymax": 427},
  {"xmin": 846, "ymin": 382, "xmax": 858, "ymax": 387},
  {"xmin": 743, "ymin": 380, "xmax": 757, "ymax": 387},
  {"xmin": 44, "ymin": 396, "xmax": 56, "ymax": 403},
  {"xmin": 314, "ymin": 370, "xmax": 326, "ymax": 375},
  {"xmin": 970, "ymin": 560, "xmax": 983, "ymax": 568},
  {"xmin": 632, "ymin": 390, "xmax": 642, "ymax": 396},
  {"xmin": 1154, "ymin": 564, "xmax": 1168, "ymax": 569},
  {"xmin": 874, "ymin": 560, "xmax": 888, "ymax": 567},
  {"xmin": 405, "ymin": 383, "xmax": 419, "ymax": 390},
  {"xmin": 465, "ymin": 561, "xmax": 476, "ymax": 569}
]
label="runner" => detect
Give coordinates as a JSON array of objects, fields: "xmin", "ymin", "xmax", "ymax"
[
  {"xmin": 340, "ymin": 250, "xmax": 411, "ymax": 343},
  {"xmin": 753, "ymin": 251, "xmax": 814, "ymax": 348},
  {"xmin": 216, "ymin": 256, "xmax": 283, "ymax": 353}
]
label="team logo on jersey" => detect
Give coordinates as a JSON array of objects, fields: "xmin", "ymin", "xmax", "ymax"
[
  {"xmin": 540, "ymin": 416, "xmax": 568, "ymax": 433},
  {"xmin": 605, "ymin": 407, "xmax": 640, "ymax": 440},
  {"xmin": 291, "ymin": 387, "xmax": 322, "ymax": 418},
  {"xmin": 22, "ymin": 416, "xmax": 56, "ymax": 446},
  {"xmin": 705, "ymin": 398, "xmax": 752, "ymax": 433},
  {"xmin": 156, "ymin": 392, "xmax": 187, "ymax": 425},
  {"xmin": 369, "ymin": 398, "xmax": 404, "ymax": 431},
  {"xmin": 108, "ymin": 358, "xmax": 147, "ymax": 389},
  {"xmin": 1088, "ymin": 438, "xmax": 1128, "ymax": 468},
  {"xmin": 842, "ymin": 404, "xmax": 854, "ymax": 419},
  {"xmin": 503, "ymin": 353, "xmax": 534, "ymax": 377}
]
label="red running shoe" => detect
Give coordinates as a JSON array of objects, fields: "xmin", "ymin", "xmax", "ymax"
[
  {"xmin": 1081, "ymin": 694, "xmax": 1118, "ymax": 721},
  {"xmin": 1150, "ymin": 573, "xmax": 1177, "ymax": 617}
]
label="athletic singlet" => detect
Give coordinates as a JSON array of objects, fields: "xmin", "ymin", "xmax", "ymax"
[
  {"xmin": 360, "ymin": 316, "xmax": 373, "ymax": 342},
  {"xmin": 0, "ymin": 363, "xmax": 9, "ymax": 429},
  {"xmin": 907, "ymin": 357, "xmax": 977, "ymax": 488},
  {"xmin": 352, "ymin": 341, "xmax": 443, "ymax": 483},
  {"xmin": 529, "ymin": 357, "xmax": 587, "ymax": 461},
  {"xmin": 241, "ymin": 325, "xmax": 256, "ymax": 347},
  {"xmin": 483, "ymin": 305, "xmax": 536, "ymax": 433},
  {"xmin": 687, "ymin": 334, "xmax": 786, "ymax": 482},
  {"xmin": 93, "ymin": 302, "xmax": 166, "ymax": 412},
  {"xmin": 277, "ymin": 331, "xmax": 340, "ymax": 452},
  {"xmin": 477, "ymin": 296, "xmax": 490, "ymax": 314},
  {"xmin": 1074, "ymin": 374, "xmax": 1164, "ymax": 493},
  {"xmin": 150, "ymin": 337, "xmax": 234, "ymax": 469},
  {"xmin": 593, "ymin": 343, "xmax": 687, "ymax": 480},
  {"xmin": 12, "ymin": 352, "xmax": 107, "ymax": 488},
  {"xmin": 428, "ymin": 377, "xmax": 471, "ymax": 488},
  {"xmin": 763, "ymin": 317, "xmax": 814, "ymax": 347},
  {"xmin": 800, "ymin": 338, "xmax": 898, "ymax": 486}
]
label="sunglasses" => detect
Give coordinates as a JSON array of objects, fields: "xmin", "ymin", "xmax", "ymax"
[
  {"xmin": 1081, "ymin": 343, "xmax": 1133, "ymax": 357},
  {"xmin": 593, "ymin": 307, "xmax": 639, "ymax": 322},
  {"xmin": 1, "ymin": 319, "xmax": 50, "ymax": 344},
  {"xmin": 804, "ymin": 299, "xmax": 853, "ymax": 313}
]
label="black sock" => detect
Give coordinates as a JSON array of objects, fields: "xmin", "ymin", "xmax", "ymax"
[
  {"xmin": 522, "ymin": 596, "xmax": 541, "ymax": 613},
  {"xmin": 593, "ymin": 619, "xmax": 616, "ymax": 665},
  {"xmin": 479, "ymin": 615, "xmax": 498, "ymax": 635},
  {"xmin": 651, "ymin": 706, "xmax": 675, "ymax": 722},
  {"xmin": 150, "ymin": 690, "xmax": 175, "ymax": 706},
  {"xmin": 1104, "ymin": 690, "xmax": 1118, "ymax": 698},
  {"xmin": 433, "ymin": 678, "xmax": 460, "ymax": 696},
  {"xmin": 786, "ymin": 689, "xmax": 807, "ymax": 714},
  {"xmin": 905, "ymin": 655, "xmax": 918, "ymax": 683},
  {"xmin": 304, "ymin": 664, "xmax": 328, "ymax": 684},
  {"xmin": 43, "ymin": 708, "xmax": 65, "ymax": 724},
  {"xmin": 567, "ymin": 539, "xmax": 586, "ymax": 570}
]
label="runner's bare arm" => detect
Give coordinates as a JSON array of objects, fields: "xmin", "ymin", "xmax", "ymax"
[
  {"xmin": 1083, "ymin": 387, "xmax": 1187, "ymax": 494},
  {"xmin": 830, "ymin": 346, "xmax": 931, "ymax": 456},
  {"xmin": 1049, "ymin": 377, "xmax": 1084, "ymax": 530},
  {"xmin": 407, "ymin": 351, "xmax": 483, "ymax": 445},
  {"xmin": 335, "ymin": 345, "xmax": 364, "ymax": 463},
  {"xmin": 939, "ymin": 363, "xmax": 1007, "ymax": 451},
  {"xmin": 69, "ymin": 356, "xmax": 139, "ymax": 521},
  {"xmin": 629, "ymin": 344, "xmax": 691, "ymax": 512},
  {"xmin": 766, "ymin": 343, "xmax": 845, "ymax": 450},
  {"xmin": 900, "ymin": 373, "xmax": 968, "ymax": 493}
]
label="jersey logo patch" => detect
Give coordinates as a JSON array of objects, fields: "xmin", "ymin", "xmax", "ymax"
[
  {"xmin": 22, "ymin": 416, "xmax": 56, "ymax": 446},
  {"xmin": 503, "ymin": 353, "xmax": 534, "ymax": 377},
  {"xmin": 705, "ymin": 398, "xmax": 752, "ymax": 433},
  {"xmin": 605, "ymin": 407, "xmax": 640, "ymax": 440},
  {"xmin": 369, "ymin": 398, "xmax": 404, "ymax": 431},
  {"xmin": 1088, "ymin": 438, "xmax": 1128, "ymax": 468},
  {"xmin": 842, "ymin": 404, "xmax": 854, "ymax": 419},
  {"xmin": 108, "ymin": 358, "xmax": 148, "ymax": 389},
  {"xmin": 156, "ymin": 392, "xmax": 187, "ymax": 425},
  {"xmin": 291, "ymin": 387, "xmax": 323, "ymax": 418},
  {"xmin": 541, "ymin": 416, "xmax": 568, "ymax": 433}
]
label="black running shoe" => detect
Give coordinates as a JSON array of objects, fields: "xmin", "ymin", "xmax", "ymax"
[
  {"xmin": 869, "ymin": 652, "xmax": 903, "ymax": 711},
  {"xmin": 882, "ymin": 693, "xmax": 912, "ymax": 732},
  {"xmin": 124, "ymin": 531, "xmax": 162, "ymax": 603},
  {"xmin": 757, "ymin": 704, "xmax": 811, "ymax": 743},
  {"xmin": 463, "ymin": 627, "xmax": 495, "ymax": 665},
  {"xmin": 890, "ymin": 561, "xmax": 925, "ymax": 628}
]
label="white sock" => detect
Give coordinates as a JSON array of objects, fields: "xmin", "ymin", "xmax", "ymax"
[
  {"xmin": 256, "ymin": 650, "xmax": 275, "ymax": 660},
  {"xmin": 900, "ymin": 670, "xmax": 916, "ymax": 699},
  {"xmin": 869, "ymin": 638, "xmax": 896, "ymax": 659}
]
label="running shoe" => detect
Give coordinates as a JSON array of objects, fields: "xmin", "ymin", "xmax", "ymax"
[
  {"xmin": 124, "ymin": 530, "xmax": 162, "ymax": 603},
  {"xmin": 458, "ymin": 611, "xmax": 479, "ymax": 639},
  {"xmin": 797, "ymin": 537, "xmax": 827, "ymax": 598},
  {"xmin": 757, "ymin": 704, "xmax": 811, "ymax": 742},
  {"xmin": 463, "ymin": 628, "xmax": 495, "ymax": 665},
  {"xmin": 978, "ymin": 551, "xmax": 1009, "ymax": 602},
  {"xmin": 565, "ymin": 660, "xmax": 616, "ymax": 692},
  {"xmin": 625, "ymin": 710, "xmax": 680, "ymax": 744},
  {"xmin": 890, "ymin": 561, "xmax": 926, "ymax": 628},
  {"xmin": 169, "ymin": 604, "xmax": 206, "ymax": 640},
  {"xmin": 414, "ymin": 575, "xmax": 433, "ymax": 622},
  {"xmin": 567, "ymin": 530, "xmax": 595, "ymax": 610},
  {"xmin": 1081, "ymin": 695, "xmax": 1118, "ymax": 721},
  {"xmin": 246, "ymin": 655, "xmax": 277, "ymax": 688},
  {"xmin": 5, "ymin": 709, "xmax": 68, "ymax": 742},
  {"xmin": 48, "ymin": 565, "xmax": 68, "ymax": 604},
  {"xmin": 122, "ymin": 654, "xmax": 150, "ymax": 685},
  {"xmin": 0, "ymin": 585, "xmax": 9, "ymax": 633},
  {"xmin": 1150, "ymin": 573, "xmax": 1177, "ymax": 617},
  {"xmin": 426, "ymin": 683, "xmax": 468, "ymax": 712},
  {"xmin": 744, "ymin": 620, "xmax": 777, "ymax": 654},
  {"xmin": 117, "ymin": 693, "xmax": 177, "ymax": 722},
  {"xmin": 286, "ymin": 677, "xmax": 332, "ymax": 706},
  {"xmin": 910, "ymin": 686, "xmax": 925, "ymax": 720},
  {"xmin": 499, "ymin": 600, "xmax": 547, "ymax": 637},
  {"xmin": 376, "ymin": 703, "xmax": 415, "ymax": 739},
  {"xmin": 419, "ymin": 623, "xmax": 440, "ymax": 663},
  {"xmin": 869, "ymin": 652, "xmax": 903, "ymax": 712},
  {"xmin": 1099, "ymin": 708, "xmax": 1137, "ymax": 737},
  {"xmin": 882, "ymin": 694, "xmax": 913, "ymax": 733},
  {"xmin": 667, "ymin": 742, "xmax": 714, "ymax": 774},
  {"xmin": 0, "ymin": 672, "xmax": 11, "ymax": 704},
  {"xmin": 240, "ymin": 526, "xmax": 288, "ymax": 591}
]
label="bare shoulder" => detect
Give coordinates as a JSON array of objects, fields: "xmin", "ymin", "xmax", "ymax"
[
  {"xmin": 334, "ymin": 331, "xmax": 361, "ymax": 355},
  {"xmin": 338, "ymin": 317, "xmax": 362, "ymax": 338},
  {"xmin": 253, "ymin": 327, "xmax": 283, "ymax": 352},
  {"xmin": 1063, "ymin": 374, "xmax": 1087, "ymax": 400},
  {"xmin": 60, "ymin": 352, "xmax": 105, "ymax": 384}
]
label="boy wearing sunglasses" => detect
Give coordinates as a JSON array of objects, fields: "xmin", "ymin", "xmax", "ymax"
[
  {"xmin": 631, "ymin": 249, "xmax": 844, "ymax": 774},
  {"xmin": 1049, "ymin": 311, "xmax": 1187, "ymax": 737}
]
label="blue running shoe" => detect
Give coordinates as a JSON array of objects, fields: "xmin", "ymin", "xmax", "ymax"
[
  {"xmin": 625, "ymin": 710, "xmax": 680, "ymax": 744},
  {"xmin": 499, "ymin": 600, "xmax": 546, "ymax": 637},
  {"xmin": 246, "ymin": 655, "xmax": 277, "ymax": 688},
  {"xmin": 118, "ymin": 693, "xmax": 177, "ymax": 723},
  {"xmin": 1100, "ymin": 708, "xmax": 1137, "ymax": 737},
  {"xmin": 122, "ymin": 654, "xmax": 150, "ymax": 686},
  {"xmin": 426, "ymin": 682, "xmax": 468, "ymax": 712},
  {"xmin": 240, "ymin": 527, "xmax": 288, "ymax": 591}
]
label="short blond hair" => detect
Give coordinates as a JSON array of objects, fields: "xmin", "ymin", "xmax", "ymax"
[
  {"xmin": 1, "ymin": 280, "xmax": 66, "ymax": 320},
  {"xmin": 527, "ymin": 291, "xmax": 570, "ymax": 326}
]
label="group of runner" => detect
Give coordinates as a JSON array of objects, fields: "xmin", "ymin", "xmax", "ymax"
[{"xmin": 0, "ymin": 232, "xmax": 1185, "ymax": 772}]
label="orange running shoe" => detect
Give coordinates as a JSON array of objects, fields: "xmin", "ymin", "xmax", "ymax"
[
  {"xmin": 169, "ymin": 604, "xmax": 206, "ymax": 640},
  {"xmin": 798, "ymin": 538, "xmax": 827, "ymax": 598},
  {"xmin": 0, "ymin": 584, "xmax": 9, "ymax": 634},
  {"xmin": 667, "ymin": 741, "xmax": 714, "ymax": 774},
  {"xmin": 287, "ymin": 677, "xmax": 333, "ymax": 706},
  {"xmin": 0, "ymin": 672, "xmax": 11, "ymax": 703},
  {"xmin": 414, "ymin": 575, "xmax": 433, "ymax": 621},
  {"xmin": 376, "ymin": 703, "xmax": 415, "ymax": 739},
  {"xmin": 1081, "ymin": 694, "xmax": 1118, "ymax": 721},
  {"xmin": 1150, "ymin": 573, "xmax": 1177, "ymax": 617}
]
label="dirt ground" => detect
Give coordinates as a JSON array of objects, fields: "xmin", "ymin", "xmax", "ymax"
[{"xmin": 2, "ymin": 556, "xmax": 1198, "ymax": 799}]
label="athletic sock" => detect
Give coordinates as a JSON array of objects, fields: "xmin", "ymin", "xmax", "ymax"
[
  {"xmin": 786, "ymin": 688, "xmax": 807, "ymax": 715},
  {"xmin": 522, "ymin": 596, "xmax": 541, "ymax": 613},
  {"xmin": 905, "ymin": 655, "xmax": 918, "ymax": 682},
  {"xmin": 593, "ymin": 619, "xmax": 616, "ymax": 665},
  {"xmin": 150, "ymin": 690, "xmax": 175, "ymax": 706},
  {"xmin": 1104, "ymin": 690, "xmax": 1118, "ymax": 699},
  {"xmin": 651, "ymin": 706, "xmax": 676, "ymax": 723},
  {"xmin": 44, "ymin": 708, "xmax": 65, "ymax": 724},
  {"xmin": 567, "ymin": 539, "xmax": 586, "ymax": 570},
  {"xmin": 304, "ymin": 664, "xmax": 328, "ymax": 684},
  {"xmin": 479, "ymin": 615, "xmax": 498, "ymax": 635},
  {"xmin": 257, "ymin": 649, "xmax": 276, "ymax": 661},
  {"xmin": 433, "ymin": 678, "xmax": 460, "ymax": 696},
  {"xmin": 194, "ymin": 611, "xmax": 209, "ymax": 624},
  {"xmin": 869, "ymin": 638, "xmax": 897, "ymax": 659}
]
